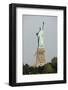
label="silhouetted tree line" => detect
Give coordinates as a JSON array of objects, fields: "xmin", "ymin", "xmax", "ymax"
[{"xmin": 23, "ymin": 57, "xmax": 57, "ymax": 75}]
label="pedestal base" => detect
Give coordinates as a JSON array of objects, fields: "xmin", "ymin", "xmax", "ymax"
[{"xmin": 36, "ymin": 48, "xmax": 45, "ymax": 67}]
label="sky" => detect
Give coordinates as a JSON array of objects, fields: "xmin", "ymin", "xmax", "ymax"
[{"xmin": 22, "ymin": 15, "xmax": 57, "ymax": 65}]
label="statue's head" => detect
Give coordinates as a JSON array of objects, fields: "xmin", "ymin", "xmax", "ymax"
[
  {"xmin": 39, "ymin": 27, "xmax": 41, "ymax": 32},
  {"xmin": 43, "ymin": 21, "xmax": 44, "ymax": 25},
  {"xmin": 42, "ymin": 21, "xmax": 45, "ymax": 30}
]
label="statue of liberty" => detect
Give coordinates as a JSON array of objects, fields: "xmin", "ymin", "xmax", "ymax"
[
  {"xmin": 36, "ymin": 21, "xmax": 45, "ymax": 67},
  {"xmin": 36, "ymin": 22, "xmax": 45, "ymax": 48}
]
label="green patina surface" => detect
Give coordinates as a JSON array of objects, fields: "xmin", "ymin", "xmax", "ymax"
[{"xmin": 38, "ymin": 29, "xmax": 45, "ymax": 48}]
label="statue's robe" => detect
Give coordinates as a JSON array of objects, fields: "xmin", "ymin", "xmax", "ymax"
[{"xmin": 38, "ymin": 30, "xmax": 45, "ymax": 48}]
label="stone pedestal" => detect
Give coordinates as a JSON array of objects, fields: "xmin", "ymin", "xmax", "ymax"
[{"xmin": 36, "ymin": 48, "xmax": 45, "ymax": 67}]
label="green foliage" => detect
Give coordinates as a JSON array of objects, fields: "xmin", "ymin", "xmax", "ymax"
[
  {"xmin": 23, "ymin": 64, "xmax": 30, "ymax": 75},
  {"xmin": 23, "ymin": 57, "xmax": 57, "ymax": 75},
  {"xmin": 51, "ymin": 57, "xmax": 57, "ymax": 67},
  {"xmin": 43, "ymin": 63, "xmax": 55, "ymax": 73},
  {"xmin": 51, "ymin": 57, "xmax": 57, "ymax": 73}
]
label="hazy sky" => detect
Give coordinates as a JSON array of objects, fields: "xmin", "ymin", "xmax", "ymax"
[{"xmin": 22, "ymin": 15, "xmax": 57, "ymax": 65}]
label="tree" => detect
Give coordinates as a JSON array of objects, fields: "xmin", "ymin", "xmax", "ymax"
[
  {"xmin": 51, "ymin": 57, "xmax": 57, "ymax": 72},
  {"xmin": 43, "ymin": 63, "xmax": 55, "ymax": 73},
  {"xmin": 23, "ymin": 64, "xmax": 30, "ymax": 74}
]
